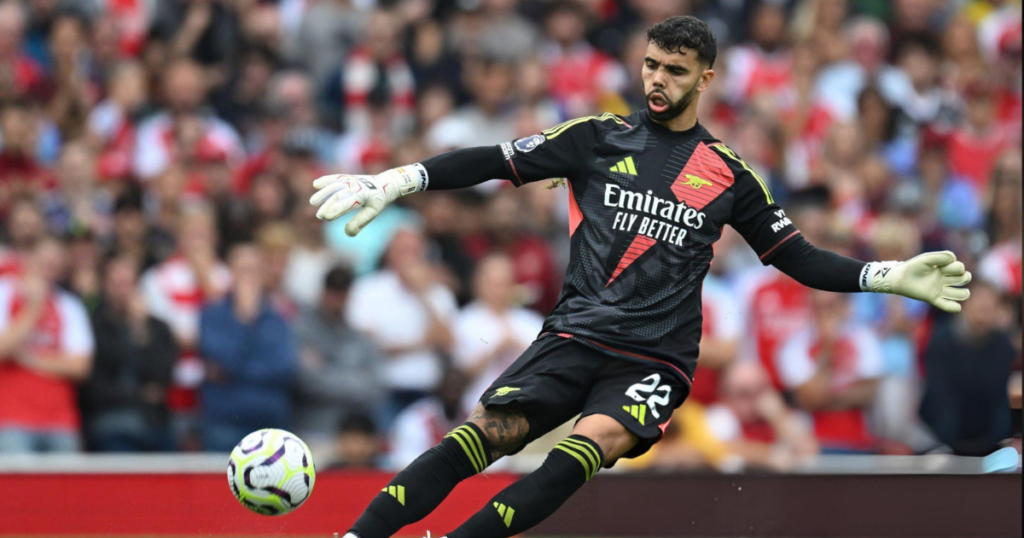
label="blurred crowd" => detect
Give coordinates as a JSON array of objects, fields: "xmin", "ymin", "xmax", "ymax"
[{"xmin": 0, "ymin": 0, "xmax": 1020, "ymax": 472}]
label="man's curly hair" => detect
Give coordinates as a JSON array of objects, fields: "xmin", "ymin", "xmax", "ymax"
[{"xmin": 646, "ymin": 16, "xmax": 718, "ymax": 68}]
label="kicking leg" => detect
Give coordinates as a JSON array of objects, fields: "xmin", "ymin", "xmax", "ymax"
[
  {"xmin": 345, "ymin": 404, "xmax": 530, "ymax": 538},
  {"xmin": 446, "ymin": 415, "xmax": 637, "ymax": 538}
]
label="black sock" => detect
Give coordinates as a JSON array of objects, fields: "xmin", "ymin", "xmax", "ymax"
[
  {"xmin": 349, "ymin": 423, "xmax": 492, "ymax": 538},
  {"xmin": 447, "ymin": 435, "xmax": 604, "ymax": 538}
]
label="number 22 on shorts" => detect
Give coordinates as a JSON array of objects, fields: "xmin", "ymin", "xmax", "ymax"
[{"xmin": 624, "ymin": 374, "xmax": 672, "ymax": 419}]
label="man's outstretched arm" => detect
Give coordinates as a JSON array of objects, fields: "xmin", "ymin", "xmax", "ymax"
[
  {"xmin": 311, "ymin": 117, "xmax": 605, "ymax": 235},
  {"xmin": 308, "ymin": 146, "xmax": 508, "ymax": 235},
  {"xmin": 715, "ymin": 142, "xmax": 972, "ymax": 314},
  {"xmin": 768, "ymin": 236, "xmax": 972, "ymax": 313}
]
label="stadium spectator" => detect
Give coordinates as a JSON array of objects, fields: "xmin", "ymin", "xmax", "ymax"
[
  {"xmin": 453, "ymin": 253, "xmax": 543, "ymax": 414},
  {"xmin": 852, "ymin": 215, "xmax": 935, "ymax": 452},
  {"xmin": 428, "ymin": 58, "xmax": 517, "ymax": 149},
  {"xmin": 285, "ymin": 0, "xmax": 366, "ymax": 88},
  {"xmin": 815, "ymin": 16, "xmax": 910, "ymax": 121},
  {"xmin": 723, "ymin": 1, "xmax": 792, "ymax": 106},
  {"xmin": 199, "ymin": 243, "xmax": 297, "ymax": 452},
  {"xmin": 0, "ymin": 101, "xmax": 54, "ymax": 207},
  {"xmin": 140, "ymin": 203, "xmax": 230, "ymax": 448},
  {"xmin": 65, "ymin": 229, "xmax": 102, "ymax": 311},
  {"xmin": 255, "ymin": 222, "xmax": 298, "ymax": 320},
  {"xmin": 329, "ymin": 413, "xmax": 384, "ymax": 470},
  {"xmin": 43, "ymin": 11, "xmax": 94, "ymax": 142},
  {"xmin": 80, "ymin": 256, "xmax": 177, "ymax": 452},
  {"xmin": 346, "ymin": 228, "xmax": 457, "ymax": 428},
  {"xmin": 132, "ymin": 59, "xmax": 244, "ymax": 181},
  {"xmin": 0, "ymin": 236, "xmax": 93, "ymax": 453},
  {"xmin": 0, "ymin": 195, "xmax": 45, "ymax": 276},
  {"xmin": 738, "ymin": 191, "xmax": 829, "ymax": 388},
  {"xmin": 42, "ymin": 140, "xmax": 109, "ymax": 238},
  {"xmin": 294, "ymin": 264, "xmax": 382, "ymax": 452},
  {"xmin": 919, "ymin": 280, "xmax": 1016, "ymax": 456},
  {"xmin": 689, "ymin": 267, "xmax": 742, "ymax": 406},
  {"xmin": 340, "ymin": 9, "xmax": 415, "ymax": 139},
  {"xmin": 0, "ymin": 1, "xmax": 43, "ymax": 100},
  {"xmin": 464, "ymin": 188, "xmax": 561, "ymax": 313},
  {"xmin": 777, "ymin": 291, "xmax": 884, "ymax": 454},
  {"xmin": 541, "ymin": 0, "xmax": 626, "ymax": 118},
  {"xmin": 704, "ymin": 361, "xmax": 819, "ymax": 471},
  {"xmin": 283, "ymin": 201, "xmax": 347, "ymax": 309},
  {"xmin": 947, "ymin": 80, "xmax": 1012, "ymax": 192},
  {"xmin": 147, "ymin": 0, "xmax": 243, "ymax": 79},
  {"xmin": 980, "ymin": 150, "xmax": 1023, "ymax": 299},
  {"xmin": 387, "ymin": 368, "xmax": 468, "ymax": 470},
  {"xmin": 107, "ymin": 185, "xmax": 175, "ymax": 271},
  {"xmin": 86, "ymin": 61, "xmax": 148, "ymax": 182}
]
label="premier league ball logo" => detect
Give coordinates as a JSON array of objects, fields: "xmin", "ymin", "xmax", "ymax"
[{"xmin": 514, "ymin": 134, "xmax": 546, "ymax": 153}]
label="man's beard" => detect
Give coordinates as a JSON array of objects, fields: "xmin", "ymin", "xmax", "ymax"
[{"xmin": 646, "ymin": 80, "xmax": 700, "ymax": 122}]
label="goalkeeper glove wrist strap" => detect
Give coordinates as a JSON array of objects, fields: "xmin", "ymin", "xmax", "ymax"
[
  {"xmin": 389, "ymin": 163, "xmax": 430, "ymax": 196},
  {"xmin": 859, "ymin": 261, "xmax": 899, "ymax": 293}
]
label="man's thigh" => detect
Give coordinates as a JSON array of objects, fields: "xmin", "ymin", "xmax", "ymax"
[
  {"xmin": 580, "ymin": 358, "xmax": 690, "ymax": 466},
  {"xmin": 473, "ymin": 336, "xmax": 605, "ymax": 457}
]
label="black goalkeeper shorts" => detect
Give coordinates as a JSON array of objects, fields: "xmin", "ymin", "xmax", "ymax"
[{"xmin": 480, "ymin": 334, "xmax": 690, "ymax": 464}]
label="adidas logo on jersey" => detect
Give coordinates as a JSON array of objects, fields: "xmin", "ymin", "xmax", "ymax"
[{"xmin": 610, "ymin": 156, "xmax": 638, "ymax": 176}]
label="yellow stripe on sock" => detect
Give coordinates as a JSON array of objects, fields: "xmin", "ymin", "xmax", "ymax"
[
  {"xmin": 397, "ymin": 485, "xmax": 405, "ymax": 506},
  {"xmin": 458, "ymin": 426, "xmax": 488, "ymax": 470},
  {"xmin": 639, "ymin": 405, "xmax": 646, "ymax": 425},
  {"xmin": 453, "ymin": 428, "xmax": 485, "ymax": 473},
  {"xmin": 557, "ymin": 440, "xmax": 598, "ymax": 477},
  {"xmin": 455, "ymin": 426, "xmax": 486, "ymax": 472},
  {"xmin": 449, "ymin": 428, "xmax": 479, "ymax": 471},
  {"xmin": 562, "ymin": 438, "xmax": 602, "ymax": 477},
  {"xmin": 504, "ymin": 506, "xmax": 515, "ymax": 527},
  {"xmin": 446, "ymin": 431, "xmax": 482, "ymax": 473}
]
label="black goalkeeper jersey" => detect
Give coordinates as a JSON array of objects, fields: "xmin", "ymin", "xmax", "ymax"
[{"xmin": 497, "ymin": 110, "xmax": 801, "ymax": 385}]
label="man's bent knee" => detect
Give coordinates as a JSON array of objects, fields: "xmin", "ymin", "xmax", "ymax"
[
  {"xmin": 467, "ymin": 403, "xmax": 530, "ymax": 460},
  {"xmin": 572, "ymin": 414, "xmax": 638, "ymax": 464}
]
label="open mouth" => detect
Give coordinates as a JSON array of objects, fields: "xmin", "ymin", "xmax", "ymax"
[{"xmin": 648, "ymin": 92, "xmax": 669, "ymax": 113}]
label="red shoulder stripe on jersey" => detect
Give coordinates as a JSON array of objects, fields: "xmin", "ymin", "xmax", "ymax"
[
  {"xmin": 671, "ymin": 142, "xmax": 734, "ymax": 210},
  {"xmin": 507, "ymin": 158, "xmax": 524, "ymax": 186},
  {"xmin": 568, "ymin": 181, "xmax": 583, "ymax": 237},
  {"xmin": 551, "ymin": 332, "xmax": 693, "ymax": 385},
  {"xmin": 759, "ymin": 230, "xmax": 800, "ymax": 260}
]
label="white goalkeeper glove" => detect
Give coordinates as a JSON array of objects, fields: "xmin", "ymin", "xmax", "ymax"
[
  {"xmin": 309, "ymin": 164, "xmax": 429, "ymax": 236},
  {"xmin": 859, "ymin": 251, "xmax": 972, "ymax": 313}
]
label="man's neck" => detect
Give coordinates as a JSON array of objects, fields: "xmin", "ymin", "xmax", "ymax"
[{"xmin": 650, "ymin": 106, "xmax": 699, "ymax": 132}]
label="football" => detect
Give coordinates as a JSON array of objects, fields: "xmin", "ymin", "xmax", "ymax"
[{"xmin": 227, "ymin": 429, "xmax": 317, "ymax": 516}]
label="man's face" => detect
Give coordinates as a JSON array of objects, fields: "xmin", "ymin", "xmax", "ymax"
[
  {"xmin": 641, "ymin": 42, "xmax": 712, "ymax": 122},
  {"xmin": 30, "ymin": 239, "xmax": 67, "ymax": 285}
]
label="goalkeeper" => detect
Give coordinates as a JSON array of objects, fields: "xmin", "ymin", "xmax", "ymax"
[{"xmin": 312, "ymin": 16, "xmax": 971, "ymax": 538}]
